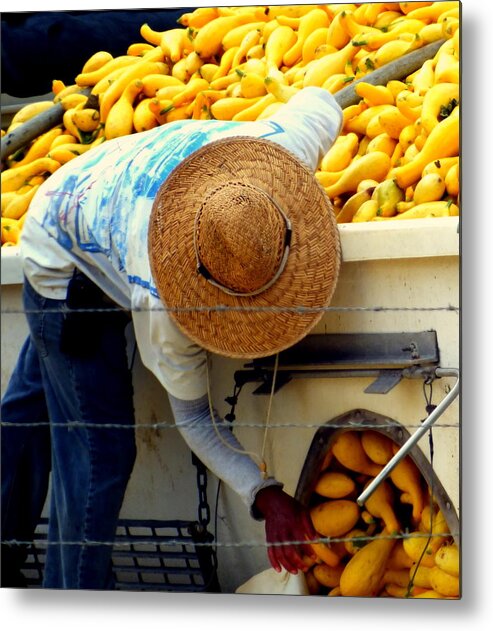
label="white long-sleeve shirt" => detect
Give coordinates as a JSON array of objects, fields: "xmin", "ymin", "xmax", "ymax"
[
  {"xmin": 20, "ymin": 87, "xmax": 343, "ymax": 513},
  {"xmin": 21, "ymin": 87, "xmax": 343, "ymax": 400}
]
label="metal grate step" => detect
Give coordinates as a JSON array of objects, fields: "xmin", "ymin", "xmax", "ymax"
[{"xmin": 20, "ymin": 517, "xmax": 220, "ymax": 592}]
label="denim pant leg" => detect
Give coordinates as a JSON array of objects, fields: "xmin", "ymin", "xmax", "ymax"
[
  {"xmin": 1, "ymin": 335, "xmax": 51, "ymax": 587},
  {"xmin": 23, "ymin": 279, "xmax": 137, "ymax": 590}
]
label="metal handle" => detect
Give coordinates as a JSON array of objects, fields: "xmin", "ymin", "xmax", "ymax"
[
  {"xmin": 334, "ymin": 39, "xmax": 445, "ymax": 109},
  {"xmin": 1, "ymin": 88, "xmax": 91, "ymax": 163},
  {"xmin": 356, "ymin": 367, "xmax": 460, "ymax": 506}
]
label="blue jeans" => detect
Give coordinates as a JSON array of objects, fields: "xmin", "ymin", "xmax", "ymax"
[{"xmin": 1, "ymin": 277, "xmax": 136, "ymax": 589}]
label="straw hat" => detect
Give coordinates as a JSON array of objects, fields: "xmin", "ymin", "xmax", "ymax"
[{"xmin": 148, "ymin": 137, "xmax": 341, "ymax": 359}]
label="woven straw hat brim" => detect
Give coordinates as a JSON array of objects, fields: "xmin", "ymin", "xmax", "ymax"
[{"xmin": 148, "ymin": 137, "xmax": 341, "ymax": 359}]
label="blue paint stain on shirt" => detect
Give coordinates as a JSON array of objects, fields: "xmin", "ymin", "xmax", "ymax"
[
  {"xmin": 258, "ymin": 120, "xmax": 285, "ymax": 139},
  {"xmin": 32, "ymin": 88, "xmax": 336, "ymax": 297},
  {"xmin": 36, "ymin": 120, "xmax": 247, "ymax": 287}
]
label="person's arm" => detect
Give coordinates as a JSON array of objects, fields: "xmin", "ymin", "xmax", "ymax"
[
  {"xmin": 167, "ymin": 393, "xmax": 283, "ymax": 516},
  {"xmin": 263, "ymin": 86, "xmax": 343, "ymax": 172},
  {"xmin": 206, "ymin": 86, "xmax": 343, "ymax": 174},
  {"xmin": 132, "ymin": 297, "xmax": 282, "ymax": 508},
  {"xmin": 168, "ymin": 392, "xmax": 316, "ymax": 575},
  {"xmin": 133, "ymin": 295, "xmax": 316, "ymax": 573}
]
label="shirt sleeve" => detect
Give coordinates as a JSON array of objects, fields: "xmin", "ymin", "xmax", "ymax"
[
  {"xmin": 265, "ymin": 86, "xmax": 343, "ymax": 171},
  {"xmin": 203, "ymin": 87, "xmax": 343, "ymax": 173},
  {"xmin": 167, "ymin": 393, "xmax": 283, "ymax": 519}
]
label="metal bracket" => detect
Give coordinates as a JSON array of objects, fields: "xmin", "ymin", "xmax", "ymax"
[
  {"xmin": 234, "ymin": 331, "xmax": 440, "ymax": 395},
  {"xmin": 364, "ymin": 370, "xmax": 403, "ymax": 394}
]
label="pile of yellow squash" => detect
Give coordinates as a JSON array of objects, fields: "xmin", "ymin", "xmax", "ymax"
[
  {"xmin": 304, "ymin": 429, "xmax": 460, "ymax": 598},
  {"xmin": 1, "ymin": 2, "xmax": 460, "ymax": 248}
]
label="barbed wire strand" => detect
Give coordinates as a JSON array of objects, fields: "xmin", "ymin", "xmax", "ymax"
[
  {"xmin": 0, "ymin": 419, "xmax": 460, "ymax": 430},
  {"xmin": 1, "ymin": 530, "xmax": 458, "ymax": 550},
  {"xmin": 1, "ymin": 304, "xmax": 459, "ymax": 315}
]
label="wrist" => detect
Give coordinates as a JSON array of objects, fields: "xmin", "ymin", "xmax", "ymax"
[{"xmin": 253, "ymin": 484, "xmax": 286, "ymax": 519}]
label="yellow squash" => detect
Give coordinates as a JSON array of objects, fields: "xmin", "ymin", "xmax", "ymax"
[
  {"xmin": 411, "ymin": 589, "xmax": 446, "ymax": 598},
  {"xmin": 313, "ymin": 563, "xmax": 344, "ymax": 589},
  {"xmin": 193, "ymin": 14, "xmax": 257, "ymax": 59},
  {"xmin": 394, "ymin": 200, "xmax": 459, "ymax": 219},
  {"xmin": 221, "ymin": 21, "xmax": 264, "ymax": 50},
  {"xmin": 390, "ymin": 111, "xmax": 459, "ymax": 189},
  {"xmin": 310, "ymin": 500, "xmax": 360, "ymax": 538},
  {"xmin": 364, "ymin": 479, "xmax": 401, "ymax": 534},
  {"xmin": 429, "ymin": 566, "xmax": 460, "ymax": 597},
  {"xmin": 435, "ymin": 542, "xmax": 459, "ymax": 577},
  {"xmin": 403, "ymin": 532, "xmax": 440, "ymax": 567},
  {"xmin": 444, "ymin": 162, "xmax": 459, "ymax": 196},
  {"xmin": 412, "ymin": 173, "xmax": 446, "ymax": 205},
  {"xmin": 172, "ymin": 78, "xmax": 210, "ymax": 107},
  {"xmin": 361, "ymin": 430, "xmax": 395, "ymax": 465},
  {"xmin": 264, "ymin": 24, "xmax": 298, "ymax": 70},
  {"xmin": 344, "ymin": 529, "xmax": 368, "ymax": 556},
  {"xmin": 352, "ymin": 199, "xmax": 379, "ymax": 222},
  {"xmin": 325, "ymin": 152, "xmax": 391, "ymax": 198},
  {"xmin": 159, "ymin": 28, "xmax": 189, "ymax": 63},
  {"xmin": 355, "ymin": 82, "xmax": 395, "ymax": 107},
  {"xmin": 132, "ymin": 99, "xmax": 159, "ymax": 133},
  {"xmin": 409, "ymin": 563, "xmax": 433, "ymax": 589},
  {"xmin": 1, "ymin": 217, "xmax": 21, "ymax": 245},
  {"xmin": 376, "ymin": 106, "xmax": 413, "ymax": 140},
  {"xmin": 141, "ymin": 73, "xmax": 184, "ymax": 98},
  {"xmin": 104, "ymin": 79, "xmax": 144, "ymax": 139},
  {"xmin": 382, "ymin": 568, "xmax": 410, "ymax": 588},
  {"xmin": 10, "ymin": 128, "xmax": 63, "ymax": 168},
  {"xmin": 231, "ymin": 94, "xmax": 277, "ymax": 121},
  {"xmin": 177, "ymin": 7, "xmax": 219, "ymax": 29},
  {"xmin": 8, "ymin": 101, "xmax": 54, "ymax": 129},
  {"xmin": 72, "ymin": 108, "xmax": 100, "ymax": 133},
  {"xmin": 302, "ymin": 41, "xmax": 358, "ymax": 87},
  {"xmin": 99, "ymin": 61, "xmax": 165, "ymax": 123},
  {"xmin": 48, "ymin": 138, "xmax": 104, "ymax": 164},
  {"xmin": 421, "ymin": 156, "xmax": 459, "ymax": 179},
  {"xmin": 336, "ymin": 187, "xmax": 375, "ymax": 224},
  {"xmin": 411, "ymin": 58, "xmax": 436, "ymax": 95},
  {"xmin": 309, "ymin": 540, "xmax": 341, "ymax": 568},
  {"xmin": 386, "ymin": 540, "xmax": 414, "ymax": 570},
  {"xmin": 2, "ymin": 184, "xmax": 40, "ymax": 220},
  {"xmin": 345, "ymin": 104, "xmax": 395, "ymax": 136},
  {"xmin": 420, "ymin": 82, "xmax": 459, "ymax": 134},
  {"xmin": 389, "ymin": 455, "xmax": 425, "ymax": 522},
  {"xmin": 75, "ymin": 55, "xmax": 140, "ymax": 87},
  {"xmin": 264, "ymin": 75, "xmax": 299, "ymax": 103},
  {"xmin": 210, "ymin": 96, "xmax": 263, "ymax": 120},
  {"xmin": 340, "ymin": 532, "xmax": 395, "ymax": 597},
  {"xmin": 331, "ymin": 431, "xmax": 383, "ymax": 476},
  {"xmin": 302, "ymin": 26, "xmax": 330, "ymax": 64},
  {"xmin": 81, "ymin": 51, "xmax": 113, "ymax": 73},
  {"xmin": 326, "ymin": 11, "xmax": 351, "ymax": 48},
  {"xmin": 282, "ymin": 8, "xmax": 330, "ymax": 67},
  {"xmin": 1, "ymin": 158, "xmax": 61, "ymax": 194},
  {"xmin": 313, "ymin": 471, "xmax": 356, "ymax": 499},
  {"xmin": 372, "ymin": 178, "xmax": 405, "ymax": 217},
  {"xmin": 384, "ymin": 582, "xmax": 428, "ymax": 598},
  {"xmin": 373, "ymin": 37, "xmax": 420, "ymax": 68},
  {"xmin": 405, "ymin": 2, "xmax": 459, "ymax": 22},
  {"xmin": 320, "ymin": 133, "xmax": 359, "ymax": 172}
]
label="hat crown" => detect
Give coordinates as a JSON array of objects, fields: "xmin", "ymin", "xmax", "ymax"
[
  {"xmin": 149, "ymin": 136, "xmax": 341, "ymax": 359},
  {"xmin": 195, "ymin": 182, "xmax": 287, "ymax": 294}
]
